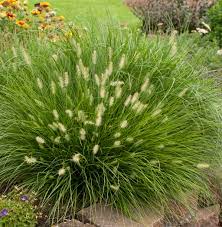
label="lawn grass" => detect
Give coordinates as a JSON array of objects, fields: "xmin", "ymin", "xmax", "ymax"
[{"xmin": 30, "ymin": 0, "xmax": 138, "ymax": 25}]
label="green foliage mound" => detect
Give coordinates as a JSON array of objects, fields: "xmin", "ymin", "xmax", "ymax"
[
  {"xmin": 208, "ymin": 0, "xmax": 222, "ymax": 47},
  {"xmin": 0, "ymin": 190, "xmax": 36, "ymax": 226},
  {"xmin": 0, "ymin": 27, "xmax": 221, "ymax": 222}
]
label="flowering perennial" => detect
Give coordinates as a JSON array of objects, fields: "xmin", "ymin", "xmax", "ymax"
[{"xmin": 0, "ymin": 0, "xmax": 65, "ymax": 35}]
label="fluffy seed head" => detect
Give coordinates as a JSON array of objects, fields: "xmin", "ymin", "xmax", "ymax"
[
  {"xmin": 110, "ymin": 81, "xmax": 124, "ymax": 86},
  {"xmin": 126, "ymin": 137, "xmax": 134, "ymax": 142},
  {"xmin": 37, "ymin": 78, "xmax": 43, "ymax": 90},
  {"xmin": 136, "ymin": 103, "xmax": 148, "ymax": 114},
  {"xmin": 115, "ymin": 85, "xmax": 122, "ymax": 99},
  {"xmin": 178, "ymin": 88, "xmax": 189, "ymax": 98},
  {"xmin": 110, "ymin": 185, "xmax": 120, "ymax": 191},
  {"xmin": 58, "ymin": 168, "xmax": 66, "ymax": 176},
  {"xmin": 65, "ymin": 109, "xmax": 73, "ymax": 118},
  {"xmin": 101, "ymin": 73, "xmax": 108, "ymax": 86},
  {"xmin": 64, "ymin": 72, "xmax": 69, "ymax": 87},
  {"xmin": 114, "ymin": 132, "xmax": 121, "ymax": 138},
  {"xmin": 93, "ymin": 144, "xmax": 100, "ymax": 155},
  {"xmin": 79, "ymin": 59, "xmax": 89, "ymax": 80},
  {"xmin": 100, "ymin": 86, "xmax": 106, "ymax": 98},
  {"xmin": 84, "ymin": 120, "xmax": 95, "ymax": 125},
  {"xmin": 51, "ymin": 81, "xmax": 56, "ymax": 95},
  {"xmin": 94, "ymin": 74, "xmax": 100, "ymax": 86},
  {"xmin": 12, "ymin": 46, "xmax": 17, "ymax": 58},
  {"xmin": 76, "ymin": 64, "xmax": 81, "ymax": 77},
  {"xmin": 52, "ymin": 54, "xmax": 58, "ymax": 61},
  {"xmin": 131, "ymin": 92, "xmax": 139, "ymax": 105},
  {"xmin": 52, "ymin": 109, "xmax": 59, "ymax": 120},
  {"xmin": 54, "ymin": 136, "xmax": 61, "ymax": 144},
  {"xmin": 109, "ymin": 97, "xmax": 114, "ymax": 107},
  {"xmin": 77, "ymin": 110, "xmax": 87, "ymax": 122},
  {"xmin": 114, "ymin": 140, "xmax": 121, "ymax": 147},
  {"xmin": 197, "ymin": 163, "xmax": 210, "ymax": 169},
  {"xmin": 107, "ymin": 61, "xmax": 113, "ymax": 76},
  {"xmin": 59, "ymin": 77, "xmax": 64, "ymax": 89},
  {"xmin": 124, "ymin": 95, "xmax": 132, "ymax": 107},
  {"xmin": 58, "ymin": 123, "xmax": 66, "ymax": 133},
  {"xmin": 36, "ymin": 136, "xmax": 45, "ymax": 144},
  {"xmin": 63, "ymin": 134, "xmax": 69, "ymax": 142},
  {"xmin": 132, "ymin": 101, "xmax": 141, "ymax": 111},
  {"xmin": 24, "ymin": 156, "xmax": 37, "ymax": 164},
  {"xmin": 152, "ymin": 109, "xmax": 162, "ymax": 117},
  {"xmin": 80, "ymin": 128, "xmax": 86, "ymax": 140},
  {"xmin": 21, "ymin": 47, "xmax": 31, "ymax": 65},
  {"xmin": 92, "ymin": 50, "xmax": 97, "ymax": 65},
  {"xmin": 53, "ymin": 122, "xmax": 59, "ymax": 128},
  {"xmin": 141, "ymin": 78, "xmax": 150, "ymax": 92},
  {"xmin": 96, "ymin": 115, "xmax": 103, "ymax": 127},
  {"xmin": 82, "ymin": 67, "xmax": 89, "ymax": 80},
  {"xmin": 120, "ymin": 120, "xmax": 128, "ymax": 129},
  {"xmin": 76, "ymin": 43, "xmax": 82, "ymax": 58},
  {"xmin": 72, "ymin": 153, "xmax": 81, "ymax": 164},
  {"xmin": 96, "ymin": 103, "xmax": 106, "ymax": 116},
  {"xmin": 119, "ymin": 54, "xmax": 126, "ymax": 69}
]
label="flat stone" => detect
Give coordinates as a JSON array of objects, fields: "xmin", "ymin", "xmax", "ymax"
[
  {"xmin": 181, "ymin": 204, "xmax": 220, "ymax": 227},
  {"xmin": 78, "ymin": 204, "xmax": 164, "ymax": 227},
  {"xmin": 58, "ymin": 219, "xmax": 95, "ymax": 227},
  {"xmin": 195, "ymin": 204, "xmax": 220, "ymax": 227}
]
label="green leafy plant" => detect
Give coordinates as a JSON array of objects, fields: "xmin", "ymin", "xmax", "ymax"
[
  {"xmin": 208, "ymin": 0, "xmax": 222, "ymax": 47},
  {"xmin": 0, "ymin": 26, "xmax": 221, "ymax": 224},
  {"xmin": 0, "ymin": 189, "xmax": 36, "ymax": 226}
]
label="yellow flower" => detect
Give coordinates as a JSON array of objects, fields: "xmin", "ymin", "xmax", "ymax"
[
  {"xmin": 56, "ymin": 15, "xmax": 64, "ymax": 21},
  {"xmin": 31, "ymin": 9, "xmax": 41, "ymax": 15},
  {"xmin": 39, "ymin": 2, "xmax": 50, "ymax": 8},
  {"xmin": 65, "ymin": 31, "xmax": 73, "ymax": 38},
  {"xmin": 16, "ymin": 20, "xmax": 29, "ymax": 29}
]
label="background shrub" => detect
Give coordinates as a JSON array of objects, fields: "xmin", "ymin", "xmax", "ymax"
[
  {"xmin": 125, "ymin": 0, "xmax": 216, "ymax": 33},
  {"xmin": 208, "ymin": 0, "xmax": 222, "ymax": 47},
  {"xmin": 0, "ymin": 26, "xmax": 221, "ymax": 223}
]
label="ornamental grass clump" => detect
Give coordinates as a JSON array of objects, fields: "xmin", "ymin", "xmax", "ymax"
[{"xmin": 0, "ymin": 27, "xmax": 221, "ymax": 223}]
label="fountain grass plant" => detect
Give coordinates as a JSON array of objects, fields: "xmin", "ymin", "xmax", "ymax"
[{"xmin": 0, "ymin": 25, "xmax": 222, "ymax": 223}]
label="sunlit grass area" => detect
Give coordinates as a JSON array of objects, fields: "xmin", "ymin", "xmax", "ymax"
[{"xmin": 30, "ymin": 0, "xmax": 138, "ymax": 24}]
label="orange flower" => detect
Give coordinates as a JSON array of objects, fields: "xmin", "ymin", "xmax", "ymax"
[
  {"xmin": 39, "ymin": 23, "xmax": 49, "ymax": 30},
  {"xmin": 31, "ymin": 9, "xmax": 41, "ymax": 15},
  {"xmin": 8, "ymin": 0, "xmax": 17, "ymax": 3},
  {"xmin": 16, "ymin": 20, "xmax": 29, "ymax": 28},
  {"xmin": 2, "ymin": 1, "xmax": 10, "ymax": 7},
  {"xmin": 39, "ymin": 2, "xmax": 50, "ymax": 8},
  {"xmin": 6, "ymin": 12, "xmax": 16, "ymax": 20},
  {"xmin": 2, "ymin": 0, "xmax": 16, "ymax": 6}
]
